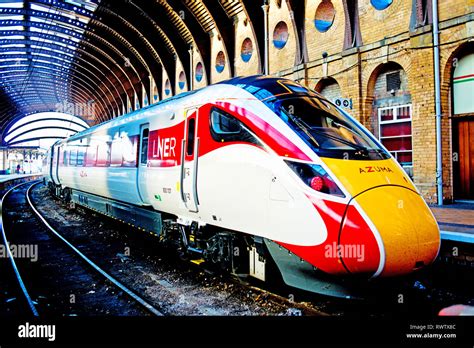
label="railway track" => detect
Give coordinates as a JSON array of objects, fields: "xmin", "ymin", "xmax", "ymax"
[
  {"xmin": 6, "ymin": 179, "xmax": 472, "ymax": 318},
  {"xmin": 0, "ymin": 182, "xmax": 40, "ymax": 317},
  {"xmin": 0, "ymin": 180, "xmax": 164, "ymax": 317}
]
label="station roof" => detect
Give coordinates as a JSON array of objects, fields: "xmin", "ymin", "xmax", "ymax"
[{"xmin": 0, "ymin": 0, "xmax": 274, "ymax": 145}]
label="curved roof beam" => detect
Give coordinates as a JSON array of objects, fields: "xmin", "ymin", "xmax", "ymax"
[
  {"xmin": 0, "ymin": 73, "xmax": 105, "ymax": 118},
  {"xmin": 0, "ymin": 106, "xmax": 91, "ymax": 141},
  {"xmin": 6, "ymin": 117, "xmax": 88, "ymax": 136},
  {"xmin": 0, "ymin": 5, "xmax": 111, "ymax": 119},
  {"xmin": 0, "ymin": 38, "xmax": 134, "ymax": 109},
  {"xmin": 98, "ymin": 6, "xmax": 166, "ymax": 67},
  {"xmin": 149, "ymin": 0, "xmax": 210, "ymax": 87},
  {"xmin": 0, "ymin": 65, "xmax": 112, "ymax": 119},
  {"xmin": 0, "ymin": 51, "xmax": 121, "ymax": 112},
  {"xmin": 0, "ymin": 22, "xmax": 128, "ymax": 107},
  {"xmin": 6, "ymin": 125, "xmax": 83, "ymax": 144},
  {"xmin": 114, "ymin": 1, "xmax": 184, "ymax": 96},
  {"xmin": 84, "ymin": 28, "xmax": 145, "ymax": 98},
  {"xmin": 199, "ymin": 0, "xmax": 236, "ymax": 77},
  {"xmin": 166, "ymin": 0, "xmax": 211, "ymax": 83},
  {"xmin": 8, "ymin": 136, "xmax": 67, "ymax": 147},
  {"xmin": 88, "ymin": 16, "xmax": 152, "ymax": 87},
  {"xmin": 0, "ymin": 5, "xmax": 138, "ymax": 120}
]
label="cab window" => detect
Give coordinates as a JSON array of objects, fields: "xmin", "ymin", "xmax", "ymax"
[{"xmin": 210, "ymin": 108, "xmax": 260, "ymax": 145}]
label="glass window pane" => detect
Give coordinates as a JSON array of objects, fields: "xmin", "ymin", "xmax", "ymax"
[
  {"xmin": 69, "ymin": 149, "xmax": 77, "ymax": 166},
  {"xmin": 77, "ymin": 149, "xmax": 85, "ymax": 166},
  {"xmin": 382, "ymin": 136, "xmax": 412, "ymax": 152},
  {"xmin": 397, "ymin": 106, "xmax": 411, "ymax": 120},
  {"xmin": 85, "ymin": 145, "xmax": 97, "ymax": 166},
  {"xmin": 211, "ymin": 110, "xmax": 241, "ymax": 134},
  {"xmin": 381, "ymin": 122, "xmax": 412, "ymax": 137},
  {"xmin": 187, "ymin": 118, "xmax": 195, "ymax": 156},
  {"xmin": 380, "ymin": 108, "xmax": 394, "ymax": 122},
  {"xmin": 140, "ymin": 129, "xmax": 149, "ymax": 165},
  {"xmin": 397, "ymin": 152, "xmax": 413, "ymax": 164}
]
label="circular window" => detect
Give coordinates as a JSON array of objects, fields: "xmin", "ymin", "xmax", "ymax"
[
  {"xmin": 215, "ymin": 51, "xmax": 226, "ymax": 73},
  {"xmin": 241, "ymin": 38, "xmax": 253, "ymax": 63},
  {"xmin": 153, "ymin": 84, "xmax": 158, "ymax": 102},
  {"xmin": 273, "ymin": 21, "xmax": 289, "ymax": 49},
  {"xmin": 195, "ymin": 62, "xmax": 204, "ymax": 82},
  {"xmin": 371, "ymin": 0, "xmax": 393, "ymax": 10},
  {"xmin": 164, "ymin": 79, "xmax": 171, "ymax": 96},
  {"xmin": 315, "ymin": 0, "xmax": 335, "ymax": 33},
  {"xmin": 178, "ymin": 71, "xmax": 186, "ymax": 90}
]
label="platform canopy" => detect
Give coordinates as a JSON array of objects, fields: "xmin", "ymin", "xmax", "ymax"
[{"xmin": 0, "ymin": 0, "xmax": 281, "ymax": 146}]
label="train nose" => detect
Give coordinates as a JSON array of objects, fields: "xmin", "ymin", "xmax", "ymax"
[{"xmin": 342, "ymin": 186, "xmax": 440, "ymax": 277}]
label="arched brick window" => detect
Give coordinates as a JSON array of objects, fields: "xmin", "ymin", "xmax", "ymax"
[
  {"xmin": 370, "ymin": 63, "xmax": 413, "ymax": 176},
  {"xmin": 342, "ymin": 0, "xmax": 362, "ymax": 50},
  {"xmin": 410, "ymin": 0, "xmax": 432, "ymax": 30}
]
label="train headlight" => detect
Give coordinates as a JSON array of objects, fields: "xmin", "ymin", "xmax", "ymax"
[
  {"xmin": 285, "ymin": 160, "xmax": 345, "ymax": 197},
  {"xmin": 310, "ymin": 176, "xmax": 324, "ymax": 192}
]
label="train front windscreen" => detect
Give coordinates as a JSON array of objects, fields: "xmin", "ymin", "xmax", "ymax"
[{"xmin": 271, "ymin": 96, "xmax": 391, "ymax": 161}]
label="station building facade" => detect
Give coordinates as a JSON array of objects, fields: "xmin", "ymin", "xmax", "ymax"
[{"xmin": 166, "ymin": 0, "xmax": 473, "ymax": 204}]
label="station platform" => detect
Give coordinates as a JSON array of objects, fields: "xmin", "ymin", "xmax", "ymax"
[
  {"xmin": 0, "ymin": 173, "xmax": 42, "ymax": 184},
  {"xmin": 430, "ymin": 203, "xmax": 474, "ymax": 243},
  {"xmin": 0, "ymin": 173, "xmax": 43, "ymax": 192}
]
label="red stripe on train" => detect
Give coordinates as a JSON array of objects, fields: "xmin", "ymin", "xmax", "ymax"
[
  {"xmin": 276, "ymin": 197, "xmax": 380, "ymax": 275},
  {"xmin": 146, "ymin": 102, "xmax": 311, "ymax": 168}
]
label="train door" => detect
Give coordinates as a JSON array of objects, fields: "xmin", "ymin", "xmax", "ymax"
[
  {"xmin": 137, "ymin": 124, "xmax": 150, "ymax": 205},
  {"xmin": 52, "ymin": 145, "xmax": 61, "ymax": 185},
  {"xmin": 181, "ymin": 107, "xmax": 199, "ymax": 213}
]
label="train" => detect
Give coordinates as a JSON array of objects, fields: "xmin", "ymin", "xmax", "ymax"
[{"xmin": 43, "ymin": 76, "xmax": 441, "ymax": 297}]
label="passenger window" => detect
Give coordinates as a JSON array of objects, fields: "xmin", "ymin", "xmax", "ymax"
[
  {"xmin": 69, "ymin": 149, "xmax": 78, "ymax": 166},
  {"xmin": 187, "ymin": 118, "xmax": 196, "ymax": 156},
  {"xmin": 97, "ymin": 143, "xmax": 111, "ymax": 167},
  {"xmin": 140, "ymin": 128, "xmax": 149, "ymax": 165},
  {"xmin": 77, "ymin": 149, "xmax": 85, "ymax": 166},
  {"xmin": 86, "ymin": 145, "xmax": 98, "ymax": 166},
  {"xmin": 110, "ymin": 133, "xmax": 123, "ymax": 167},
  {"xmin": 210, "ymin": 108, "xmax": 260, "ymax": 145}
]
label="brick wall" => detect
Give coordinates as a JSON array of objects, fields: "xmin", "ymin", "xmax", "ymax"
[
  {"xmin": 162, "ymin": 67, "xmax": 171, "ymax": 100},
  {"xmin": 267, "ymin": 0, "xmax": 297, "ymax": 74},
  {"xmin": 306, "ymin": 0, "xmax": 346, "ymax": 60},
  {"xmin": 210, "ymin": 28, "xmax": 232, "ymax": 84},
  {"xmin": 359, "ymin": 0, "xmax": 412, "ymax": 45},
  {"xmin": 234, "ymin": 11, "xmax": 261, "ymax": 77},
  {"xmin": 167, "ymin": 1, "xmax": 474, "ymax": 203},
  {"xmin": 317, "ymin": 79, "xmax": 342, "ymax": 101},
  {"xmin": 175, "ymin": 58, "xmax": 188, "ymax": 94},
  {"xmin": 192, "ymin": 46, "xmax": 208, "ymax": 90}
]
